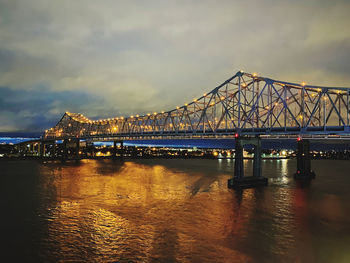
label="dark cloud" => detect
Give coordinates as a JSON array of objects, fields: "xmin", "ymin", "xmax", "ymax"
[{"xmin": 0, "ymin": 86, "xmax": 105, "ymax": 131}]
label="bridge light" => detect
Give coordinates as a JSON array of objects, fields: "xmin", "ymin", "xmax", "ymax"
[
  {"xmin": 252, "ymin": 72, "xmax": 258, "ymax": 77},
  {"xmin": 220, "ymin": 96, "xmax": 225, "ymax": 100},
  {"xmin": 136, "ymin": 114, "xmax": 139, "ymax": 117},
  {"xmin": 176, "ymin": 106, "xmax": 180, "ymax": 109},
  {"xmin": 301, "ymin": 82, "xmax": 306, "ymax": 87},
  {"xmin": 203, "ymin": 93, "xmax": 207, "ymax": 97},
  {"xmin": 147, "ymin": 113, "xmax": 151, "ymax": 116},
  {"xmin": 184, "ymin": 103, "xmax": 188, "ymax": 106},
  {"xmin": 240, "ymin": 70, "xmax": 244, "ymax": 73},
  {"xmin": 130, "ymin": 115, "xmax": 134, "ymax": 118},
  {"xmin": 337, "ymin": 90, "xmax": 340, "ymax": 94},
  {"xmin": 153, "ymin": 112, "xmax": 157, "ymax": 115},
  {"xmin": 265, "ymin": 106, "xmax": 270, "ymax": 110},
  {"xmin": 161, "ymin": 111, "xmax": 164, "ymax": 114},
  {"xmin": 241, "ymin": 83, "xmax": 247, "ymax": 88},
  {"xmin": 193, "ymin": 99, "xmax": 197, "ymax": 102},
  {"xmin": 317, "ymin": 88, "xmax": 321, "ymax": 92}
]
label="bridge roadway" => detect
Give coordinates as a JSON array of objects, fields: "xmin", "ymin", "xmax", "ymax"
[{"xmin": 37, "ymin": 71, "xmax": 350, "ymax": 188}]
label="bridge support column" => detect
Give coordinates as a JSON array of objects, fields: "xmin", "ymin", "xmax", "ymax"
[
  {"xmin": 34, "ymin": 143, "xmax": 38, "ymax": 156},
  {"xmin": 29, "ymin": 143, "xmax": 34, "ymax": 155},
  {"xmin": 233, "ymin": 139, "xmax": 244, "ymax": 180},
  {"xmin": 294, "ymin": 139, "xmax": 315, "ymax": 180},
  {"xmin": 40, "ymin": 141, "xmax": 45, "ymax": 158},
  {"xmin": 253, "ymin": 139, "xmax": 262, "ymax": 178},
  {"xmin": 228, "ymin": 136, "xmax": 268, "ymax": 189},
  {"xmin": 52, "ymin": 141, "xmax": 57, "ymax": 158}
]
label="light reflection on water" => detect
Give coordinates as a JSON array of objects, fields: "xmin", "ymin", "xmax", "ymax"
[{"xmin": 1, "ymin": 159, "xmax": 350, "ymax": 262}]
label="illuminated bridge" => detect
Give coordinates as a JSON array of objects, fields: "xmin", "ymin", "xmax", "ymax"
[
  {"xmin": 44, "ymin": 71, "xmax": 350, "ymax": 140},
  {"xmin": 37, "ymin": 70, "xmax": 350, "ymax": 188}
]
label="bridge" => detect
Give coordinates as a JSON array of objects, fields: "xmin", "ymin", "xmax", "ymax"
[
  {"xmin": 44, "ymin": 71, "xmax": 350, "ymax": 140},
  {"xmin": 38, "ymin": 70, "xmax": 350, "ymax": 188}
]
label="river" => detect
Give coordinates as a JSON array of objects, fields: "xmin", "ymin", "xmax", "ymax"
[{"xmin": 1, "ymin": 159, "xmax": 350, "ymax": 262}]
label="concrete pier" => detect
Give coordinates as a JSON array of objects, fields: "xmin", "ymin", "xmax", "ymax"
[
  {"xmin": 294, "ymin": 139, "xmax": 316, "ymax": 180},
  {"xmin": 228, "ymin": 136, "xmax": 268, "ymax": 189}
]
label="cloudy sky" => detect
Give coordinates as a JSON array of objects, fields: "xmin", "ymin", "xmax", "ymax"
[{"xmin": 1, "ymin": 0, "xmax": 350, "ymax": 132}]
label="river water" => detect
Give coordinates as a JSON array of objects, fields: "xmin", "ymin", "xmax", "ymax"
[{"xmin": 1, "ymin": 159, "xmax": 350, "ymax": 263}]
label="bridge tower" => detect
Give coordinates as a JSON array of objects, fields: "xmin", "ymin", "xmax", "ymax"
[
  {"xmin": 228, "ymin": 135, "xmax": 268, "ymax": 189},
  {"xmin": 294, "ymin": 138, "xmax": 316, "ymax": 180}
]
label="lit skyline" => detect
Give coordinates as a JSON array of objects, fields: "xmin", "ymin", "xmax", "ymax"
[{"xmin": 1, "ymin": 0, "xmax": 350, "ymax": 132}]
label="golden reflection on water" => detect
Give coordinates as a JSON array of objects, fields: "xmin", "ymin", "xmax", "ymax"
[
  {"xmin": 32, "ymin": 159, "xmax": 350, "ymax": 263},
  {"xmin": 39, "ymin": 160, "xmax": 253, "ymax": 262}
]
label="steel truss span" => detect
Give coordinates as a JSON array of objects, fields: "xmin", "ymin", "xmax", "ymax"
[{"xmin": 44, "ymin": 71, "xmax": 350, "ymax": 140}]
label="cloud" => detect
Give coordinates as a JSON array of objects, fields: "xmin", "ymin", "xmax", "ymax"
[
  {"xmin": 0, "ymin": 86, "xmax": 105, "ymax": 131},
  {"xmin": 0, "ymin": 0, "xmax": 350, "ymax": 131}
]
